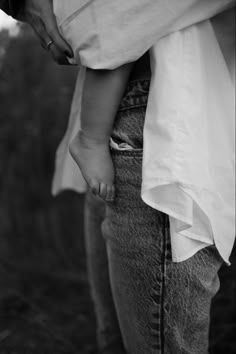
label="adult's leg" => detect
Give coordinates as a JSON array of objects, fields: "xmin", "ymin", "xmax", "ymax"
[
  {"xmin": 84, "ymin": 191, "xmax": 126, "ymax": 354},
  {"xmin": 103, "ymin": 149, "xmax": 222, "ymax": 354},
  {"xmin": 102, "ymin": 80, "xmax": 223, "ymax": 354}
]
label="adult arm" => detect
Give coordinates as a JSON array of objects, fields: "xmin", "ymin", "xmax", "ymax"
[{"xmin": 0, "ymin": 0, "xmax": 73, "ymax": 64}]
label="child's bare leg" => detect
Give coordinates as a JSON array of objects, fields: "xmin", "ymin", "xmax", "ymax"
[{"xmin": 70, "ymin": 64, "xmax": 133, "ymax": 201}]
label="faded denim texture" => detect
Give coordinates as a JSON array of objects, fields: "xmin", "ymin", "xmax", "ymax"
[
  {"xmin": 84, "ymin": 192, "xmax": 126, "ymax": 354},
  {"xmin": 101, "ymin": 80, "xmax": 223, "ymax": 354}
]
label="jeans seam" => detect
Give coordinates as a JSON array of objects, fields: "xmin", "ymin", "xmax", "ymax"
[
  {"xmin": 110, "ymin": 148, "xmax": 143, "ymax": 157},
  {"xmin": 118, "ymin": 102, "xmax": 148, "ymax": 112},
  {"xmin": 150, "ymin": 220, "xmax": 168, "ymax": 353},
  {"xmin": 117, "ymin": 79, "xmax": 150, "ymax": 111},
  {"xmin": 160, "ymin": 217, "xmax": 168, "ymax": 354}
]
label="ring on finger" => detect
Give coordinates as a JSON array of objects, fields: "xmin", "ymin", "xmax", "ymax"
[{"xmin": 46, "ymin": 40, "xmax": 54, "ymax": 50}]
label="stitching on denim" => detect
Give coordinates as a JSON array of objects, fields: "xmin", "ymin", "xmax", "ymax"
[
  {"xmin": 149, "ymin": 219, "xmax": 169, "ymax": 353},
  {"xmin": 118, "ymin": 95, "xmax": 149, "ymax": 112},
  {"xmin": 165, "ymin": 216, "xmax": 172, "ymax": 261},
  {"xmin": 118, "ymin": 102, "xmax": 148, "ymax": 112},
  {"xmin": 126, "ymin": 79, "xmax": 150, "ymax": 92},
  {"xmin": 110, "ymin": 148, "xmax": 143, "ymax": 157},
  {"xmin": 159, "ymin": 215, "xmax": 171, "ymax": 353},
  {"xmin": 160, "ymin": 215, "xmax": 169, "ymax": 354},
  {"xmin": 118, "ymin": 80, "xmax": 150, "ymax": 111},
  {"xmin": 150, "ymin": 290, "xmax": 162, "ymax": 352}
]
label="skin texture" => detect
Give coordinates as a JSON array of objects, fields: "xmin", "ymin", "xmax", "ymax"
[
  {"xmin": 17, "ymin": 0, "xmax": 73, "ymax": 64},
  {"xmin": 14, "ymin": 0, "xmax": 133, "ymax": 202},
  {"xmin": 15, "ymin": 0, "xmax": 149, "ymax": 202},
  {"xmin": 69, "ymin": 64, "xmax": 133, "ymax": 202}
]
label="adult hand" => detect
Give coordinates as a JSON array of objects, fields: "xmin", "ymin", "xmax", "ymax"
[{"xmin": 17, "ymin": 0, "xmax": 73, "ymax": 65}]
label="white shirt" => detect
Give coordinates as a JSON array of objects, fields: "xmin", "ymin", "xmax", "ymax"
[{"xmin": 52, "ymin": 0, "xmax": 235, "ymax": 264}]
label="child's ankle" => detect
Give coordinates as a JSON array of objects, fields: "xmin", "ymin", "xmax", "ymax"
[{"xmin": 78, "ymin": 130, "xmax": 110, "ymax": 145}]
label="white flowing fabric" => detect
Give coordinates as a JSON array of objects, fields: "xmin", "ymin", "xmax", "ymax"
[
  {"xmin": 52, "ymin": 67, "xmax": 87, "ymax": 194},
  {"xmin": 53, "ymin": 0, "xmax": 234, "ymax": 69},
  {"xmin": 142, "ymin": 18, "xmax": 235, "ymax": 263},
  {"xmin": 52, "ymin": 0, "xmax": 235, "ymax": 263}
]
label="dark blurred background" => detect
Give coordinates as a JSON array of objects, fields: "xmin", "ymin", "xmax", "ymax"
[{"xmin": 0, "ymin": 19, "xmax": 235, "ymax": 354}]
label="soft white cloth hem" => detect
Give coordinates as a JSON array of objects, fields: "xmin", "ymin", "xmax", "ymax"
[{"xmin": 172, "ymin": 243, "xmax": 213, "ymax": 262}]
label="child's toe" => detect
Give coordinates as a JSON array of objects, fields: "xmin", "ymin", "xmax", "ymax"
[
  {"xmin": 89, "ymin": 180, "xmax": 100, "ymax": 195},
  {"xmin": 111, "ymin": 185, "xmax": 116, "ymax": 200},
  {"xmin": 106, "ymin": 185, "xmax": 115, "ymax": 202},
  {"xmin": 99, "ymin": 183, "xmax": 107, "ymax": 199}
]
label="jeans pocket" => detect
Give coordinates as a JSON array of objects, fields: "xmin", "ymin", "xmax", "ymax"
[{"xmin": 118, "ymin": 80, "xmax": 150, "ymax": 112}]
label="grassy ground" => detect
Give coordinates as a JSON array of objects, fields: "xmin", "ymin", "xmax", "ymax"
[
  {"xmin": 0, "ymin": 193, "xmax": 97, "ymax": 354},
  {"xmin": 0, "ymin": 275, "xmax": 96, "ymax": 354}
]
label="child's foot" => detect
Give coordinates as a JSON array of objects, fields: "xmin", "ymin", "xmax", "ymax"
[{"xmin": 69, "ymin": 131, "xmax": 115, "ymax": 202}]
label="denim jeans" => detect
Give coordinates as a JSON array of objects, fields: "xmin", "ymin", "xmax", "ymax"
[
  {"xmin": 99, "ymin": 79, "xmax": 223, "ymax": 354},
  {"xmin": 84, "ymin": 192, "xmax": 126, "ymax": 354}
]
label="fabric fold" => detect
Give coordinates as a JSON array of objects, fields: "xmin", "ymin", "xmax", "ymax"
[
  {"xmin": 52, "ymin": 67, "xmax": 87, "ymax": 195},
  {"xmin": 142, "ymin": 18, "xmax": 235, "ymax": 263},
  {"xmin": 54, "ymin": 0, "xmax": 234, "ymax": 69},
  {"xmin": 52, "ymin": 0, "xmax": 235, "ymax": 263}
]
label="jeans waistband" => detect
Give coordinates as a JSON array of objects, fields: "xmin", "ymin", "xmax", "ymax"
[{"xmin": 118, "ymin": 79, "xmax": 150, "ymax": 111}]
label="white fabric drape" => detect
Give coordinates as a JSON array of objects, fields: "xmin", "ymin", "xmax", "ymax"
[{"xmin": 52, "ymin": 0, "xmax": 235, "ymax": 263}]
